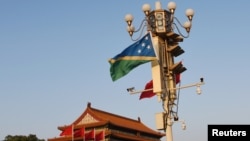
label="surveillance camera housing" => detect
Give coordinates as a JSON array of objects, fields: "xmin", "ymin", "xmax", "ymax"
[
  {"xmin": 196, "ymin": 86, "xmax": 202, "ymax": 95},
  {"xmin": 174, "ymin": 116, "xmax": 179, "ymax": 121},
  {"xmin": 126, "ymin": 87, "xmax": 135, "ymax": 92},
  {"xmin": 182, "ymin": 124, "xmax": 186, "ymax": 130},
  {"xmin": 200, "ymin": 77, "xmax": 204, "ymax": 83}
]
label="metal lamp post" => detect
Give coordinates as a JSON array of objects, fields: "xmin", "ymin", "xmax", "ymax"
[{"xmin": 124, "ymin": 1, "xmax": 202, "ymax": 141}]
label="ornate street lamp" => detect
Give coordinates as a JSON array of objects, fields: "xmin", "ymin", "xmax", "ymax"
[
  {"xmin": 124, "ymin": 1, "xmax": 204, "ymax": 141},
  {"xmin": 125, "ymin": 1, "xmax": 193, "ymax": 39}
]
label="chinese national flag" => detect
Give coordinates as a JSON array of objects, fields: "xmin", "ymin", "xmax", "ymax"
[
  {"xmin": 95, "ymin": 131, "xmax": 105, "ymax": 141},
  {"xmin": 175, "ymin": 73, "xmax": 181, "ymax": 84},
  {"xmin": 139, "ymin": 80, "xmax": 155, "ymax": 100},
  {"xmin": 85, "ymin": 129, "xmax": 95, "ymax": 140},
  {"xmin": 74, "ymin": 127, "xmax": 85, "ymax": 137},
  {"xmin": 60, "ymin": 125, "xmax": 73, "ymax": 136},
  {"xmin": 139, "ymin": 73, "xmax": 181, "ymax": 100}
]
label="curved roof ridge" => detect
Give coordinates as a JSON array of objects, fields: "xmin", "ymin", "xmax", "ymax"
[{"xmin": 89, "ymin": 105, "xmax": 141, "ymax": 123}]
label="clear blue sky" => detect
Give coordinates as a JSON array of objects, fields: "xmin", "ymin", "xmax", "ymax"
[{"xmin": 1, "ymin": 0, "xmax": 250, "ymax": 141}]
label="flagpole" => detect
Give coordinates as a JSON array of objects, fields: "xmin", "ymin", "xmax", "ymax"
[
  {"xmin": 94, "ymin": 128, "xmax": 95, "ymax": 141},
  {"xmin": 72, "ymin": 124, "xmax": 74, "ymax": 141},
  {"xmin": 83, "ymin": 127, "xmax": 85, "ymax": 141},
  {"xmin": 103, "ymin": 130, "xmax": 105, "ymax": 141}
]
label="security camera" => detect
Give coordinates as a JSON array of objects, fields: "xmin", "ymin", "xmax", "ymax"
[
  {"xmin": 182, "ymin": 123, "xmax": 186, "ymax": 130},
  {"xmin": 174, "ymin": 116, "xmax": 179, "ymax": 121},
  {"xmin": 127, "ymin": 87, "xmax": 135, "ymax": 92},
  {"xmin": 200, "ymin": 77, "xmax": 204, "ymax": 83},
  {"xmin": 196, "ymin": 85, "xmax": 202, "ymax": 95}
]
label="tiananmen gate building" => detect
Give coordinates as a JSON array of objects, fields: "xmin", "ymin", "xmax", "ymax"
[{"xmin": 48, "ymin": 102, "xmax": 165, "ymax": 141}]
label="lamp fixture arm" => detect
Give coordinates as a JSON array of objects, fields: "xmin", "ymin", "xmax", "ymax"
[
  {"xmin": 130, "ymin": 24, "xmax": 148, "ymax": 41},
  {"xmin": 133, "ymin": 18, "xmax": 148, "ymax": 33},
  {"xmin": 173, "ymin": 23, "xmax": 189, "ymax": 38},
  {"xmin": 173, "ymin": 17, "xmax": 186, "ymax": 29}
]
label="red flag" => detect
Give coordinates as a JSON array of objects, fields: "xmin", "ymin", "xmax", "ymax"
[
  {"xmin": 175, "ymin": 73, "xmax": 181, "ymax": 84},
  {"xmin": 139, "ymin": 80, "xmax": 155, "ymax": 100},
  {"xmin": 60, "ymin": 125, "xmax": 73, "ymax": 136},
  {"xmin": 85, "ymin": 129, "xmax": 95, "ymax": 140},
  {"xmin": 140, "ymin": 74, "xmax": 181, "ymax": 100},
  {"xmin": 74, "ymin": 127, "xmax": 85, "ymax": 137},
  {"xmin": 95, "ymin": 131, "xmax": 105, "ymax": 141},
  {"xmin": 176, "ymin": 61, "xmax": 183, "ymax": 84}
]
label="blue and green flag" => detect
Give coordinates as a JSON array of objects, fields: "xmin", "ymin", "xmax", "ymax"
[{"xmin": 109, "ymin": 33, "xmax": 157, "ymax": 81}]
